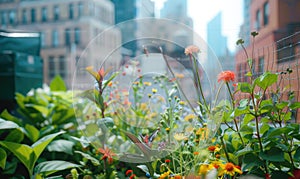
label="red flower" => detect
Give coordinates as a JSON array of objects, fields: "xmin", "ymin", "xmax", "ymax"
[
  {"xmin": 129, "ymin": 174, "xmax": 136, "ymax": 179},
  {"xmin": 289, "ymin": 169, "xmax": 300, "ymax": 179},
  {"xmin": 217, "ymin": 71, "xmax": 235, "ymax": 83},
  {"xmin": 265, "ymin": 173, "xmax": 271, "ymax": 179},
  {"xmin": 97, "ymin": 147, "xmax": 116, "ymax": 164},
  {"xmin": 165, "ymin": 159, "xmax": 171, "ymax": 163},
  {"xmin": 125, "ymin": 170, "xmax": 133, "ymax": 176}
]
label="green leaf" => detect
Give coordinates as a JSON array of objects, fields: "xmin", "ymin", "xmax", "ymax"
[
  {"xmin": 26, "ymin": 104, "xmax": 49, "ymax": 118},
  {"xmin": 0, "ymin": 147, "xmax": 6, "ymax": 169},
  {"xmin": 50, "ymin": 75, "xmax": 67, "ymax": 91},
  {"xmin": 0, "ymin": 141, "xmax": 34, "ymax": 176},
  {"xmin": 47, "ymin": 139, "xmax": 75, "ymax": 155},
  {"xmin": 294, "ymin": 147, "xmax": 300, "ymax": 161},
  {"xmin": 24, "ymin": 124, "xmax": 40, "ymax": 142},
  {"xmin": 255, "ymin": 72, "xmax": 278, "ymax": 90},
  {"xmin": 5, "ymin": 128, "xmax": 24, "ymax": 143},
  {"xmin": 235, "ymin": 144, "xmax": 253, "ymax": 157},
  {"xmin": 0, "ymin": 131, "xmax": 65, "ymax": 176},
  {"xmin": 0, "ymin": 118, "xmax": 19, "ymax": 130},
  {"xmin": 0, "ymin": 110, "xmax": 22, "ymax": 126},
  {"xmin": 260, "ymin": 123, "xmax": 270, "ymax": 135},
  {"xmin": 260, "ymin": 147, "xmax": 285, "ymax": 162},
  {"xmin": 75, "ymin": 151, "xmax": 100, "ymax": 166},
  {"xmin": 290, "ymin": 102, "xmax": 300, "ymax": 110},
  {"xmin": 238, "ymin": 82, "xmax": 252, "ymax": 93},
  {"xmin": 268, "ymin": 127, "xmax": 293, "ymax": 138},
  {"xmin": 242, "ymin": 113, "xmax": 255, "ymax": 125},
  {"xmin": 35, "ymin": 160, "xmax": 81, "ymax": 176},
  {"xmin": 242, "ymin": 153, "xmax": 264, "ymax": 170}
]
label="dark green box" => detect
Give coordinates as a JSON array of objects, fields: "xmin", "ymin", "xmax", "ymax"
[{"xmin": 0, "ymin": 51, "xmax": 43, "ymax": 100}]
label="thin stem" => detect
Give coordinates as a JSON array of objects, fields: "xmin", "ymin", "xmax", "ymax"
[{"xmin": 160, "ymin": 50, "xmax": 204, "ymax": 125}]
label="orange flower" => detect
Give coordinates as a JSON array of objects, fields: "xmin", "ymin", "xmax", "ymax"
[
  {"xmin": 208, "ymin": 145, "xmax": 216, "ymax": 152},
  {"xmin": 126, "ymin": 170, "xmax": 133, "ymax": 176},
  {"xmin": 97, "ymin": 147, "xmax": 116, "ymax": 164},
  {"xmin": 185, "ymin": 45, "xmax": 200, "ymax": 55},
  {"xmin": 217, "ymin": 71, "xmax": 235, "ymax": 83}
]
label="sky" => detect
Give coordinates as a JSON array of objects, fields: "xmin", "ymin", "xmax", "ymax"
[{"xmin": 153, "ymin": 0, "xmax": 244, "ymax": 52}]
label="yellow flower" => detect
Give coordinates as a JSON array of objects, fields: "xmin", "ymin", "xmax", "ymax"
[
  {"xmin": 152, "ymin": 88, "xmax": 157, "ymax": 93},
  {"xmin": 107, "ymin": 81, "xmax": 113, "ymax": 87},
  {"xmin": 174, "ymin": 133, "xmax": 188, "ymax": 141},
  {"xmin": 179, "ymin": 101, "xmax": 185, "ymax": 105},
  {"xmin": 159, "ymin": 171, "xmax": 170, "ymax": 179},
  {"xmin": 175, "ymin": 73, "xmax": 185, "ymax": 79},
  {"xmin": 140, "ymin": 103, "xmax": 147, "ymax": 111},
  {"xmin": 219, "ymin": 163, "xmax": 243, "ymax": 176},
  {"xmin": 184, "ymin": 114, "xmax": 196, "ymax": 122},
  {"xmin": 185, "ymin": 45, "xmax": 200, "ymax": 56},
  {"xmin": 198, "ymin": 164, "xmax": 213, "ymax": 175},
  {"xmin": 143, "ymin": 81, "xmax": 152, "ymax": 86}
]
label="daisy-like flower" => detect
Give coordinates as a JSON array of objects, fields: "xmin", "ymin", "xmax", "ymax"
[
  {"xmin": 198, "ymin": 164, "xmax": 213, "ymax": 175},
  {"xmin": 174, "ymin": 133, "xmax": 188, "ymax": 141},
  {"xmin": 217, "ymin": 71, "xmax": 235, "ymax": 83},
  {"xmin": 185, "ymin": 45, "xmax": 200, "ymax": 56},
  {"xmin": 97, "ymin": 147, "xmax": 116, "ymax": 164},
  {"xmin": 220, "ymin": 162, "xmax": 242, "ymax": 176}
]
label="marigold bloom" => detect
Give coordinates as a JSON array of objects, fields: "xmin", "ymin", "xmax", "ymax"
[
  {"xmin": 185, "ymin": 45, "xmax": 200, "ymax": 55},
  {"xmin": 143, "ymin": 81, "xmax": 152, "ymax": 86},
  {"xmin": 152, "ymin": 88, "xmax": 157, "ymax": 93},
  {"xmin": 97, "ymin": 147, "xmax": 116, "ymax": 164},
  {"xmin": 217, "ymin": 71, "xmax": 235, "ymax": 83}
]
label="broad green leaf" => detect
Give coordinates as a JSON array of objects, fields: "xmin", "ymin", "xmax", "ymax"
[
  {"xmin": 0, "ymin": 147, "xmax": 6, "ymax": 169},
  {"xmin": 24, "ymin": 124, "xmax": 40, "ymax": 142},
  {"xmin": 260, "ymin": 148, "xmax": 285, "ymax": 162},
  {"xmin": 294, "ymin": 147, "xmax": 300, "ymax": 161},
  {"xmin": 52, "ymin": 108, "xmax": 75, "ymax": 125},
  {"xmin": 75, "ymin": 151, "xmax": 100, "ymax": 166},
  {"xmin": 32, "ymin": 131, "xmax": 65, "ymax": 159},
  {"xmin": 0, "ymin": 110, "xmax": 22, "ymax": 125},
  {"xmin": 260, "ymin": 123, "xmax": 270, "ymax": 135},
  {"xmin": 47, "ymin": 140, "xmax": 75, "ymax": 155},
  {"xmin": 35, "ymin": 160, "xmax": 81, "ymax": 176},
  {"xmin": 242, "ymin": 153, "xmax": 264, "ymax": 170},
  {"xmin": 242, "ymin": 113, "xmax": 255, "ymax": 125},
  {"xmin": 5, "ymin": 128, "xmax": 24, "ymax": 143},
  {"xmin": 50, "ymin": 75, "xmax": 67, "ymax": 92},
  {"xmin": 25, "ymin": 104, "xmax": 49, "ymax": 118},
  {"xmin": 0, "ymin": 141, "xmax": 34, "ymax": 175},
  {"xmin": 235, "ymin": 144, "xmax": 253, "ymax": 157},
  {"xmin": 276, "ymin": 101, "xmax": 289, "ymax": 110},
  {"xmin": 0, "ymin": 118, "xmax": 19, "ymax": 130},
  {"xmin": 268, "ymin": 127, "xmax": 293, "ymax": 138},
  {"xmin": 255, "ymin": 72, "xmax": 278, "ymax": 90},
  {"xmin": 238, "ymin": 82, "xmax": 252, "ymax": 93},
  {"xmin": 290, "ymin": 102, "xmax": 300, "ymax": 110}
]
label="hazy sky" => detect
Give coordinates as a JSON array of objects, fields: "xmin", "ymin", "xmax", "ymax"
[{"xmin": 153, "ymin": 0, "xmax": 244, "ymax": 52}]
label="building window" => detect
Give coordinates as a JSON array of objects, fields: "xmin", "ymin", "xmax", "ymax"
[
  {"xmin": 22, "ymin": 9, "xmax": 27, "ymax": 24},
  {"xmin": 263, "ymin": 2, "xmax": 269, "ymax": 26},
  {"xmin": 1, "ymin": 12, "xmax": 7, "ymax": 25},
  {"xmin": 54, "ymin": 5, "xmax": 59, "ymax": 21},
  {"xmin": 48, "ymin": 56, "xmax": 56, "ymax": 79},
  {"xmin": 42, "ymin": 7, "xmax": 47, "ymax": 22},
  {"xmin": 65, "ymin": 28, "xmax": 71, "ymax": 46},
  {"xmin": 40, "ymin": 32, "xmax": 45, "ymax": 47},
  {"xmin": 59, "ymin": 56, "xmax": 66, "ymax": 78},
  {"xmin": 78, "ymin": 2, "xmax": 83, "ymax": 18},
  {"xmin": 52, "ymin": 30, "xmax": 59, "ymax": 47},
  {"xmin": 31, "ymin": 8, "xmax": 36, "ymax": 23},
  {"xmin": 277, "ymin": 42, "xmax": 295, "ymax": 63},
  {"xmin": 9, "ymin": 10, "xmax": 16, "ymax": 25},
  {"xmin": 69, "ymin": 4, "xmax": 74, "ymax": 19},
  {"xmin": 255, "ymin": 9, "xmax": 261, "ymax": 30},
  {"xmin": 258, "ymin": 57, "xmax": 264, "ymax": 75},
  {"xmin": 75, "ymin": 28, "xmax": 80, "ymax": 44}
]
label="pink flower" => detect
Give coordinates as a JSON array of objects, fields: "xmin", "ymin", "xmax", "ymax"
[
  {"xmin": 217, "ymin": 71, "xmax": 235, "ymax": 83},
  {"xmin": 185, "ymin": 45, "xmax": 200, "ymax": 55}
]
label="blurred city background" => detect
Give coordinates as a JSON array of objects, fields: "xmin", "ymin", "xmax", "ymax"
[{"xmin": 0, "ymin": 0, "xmax": 300, "ymax": 121}]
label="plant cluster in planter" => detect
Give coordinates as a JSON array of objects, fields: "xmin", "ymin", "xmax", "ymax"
[{"xmin": 0, "ymin": 32, "xmax": 299, "ymax": 179}]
